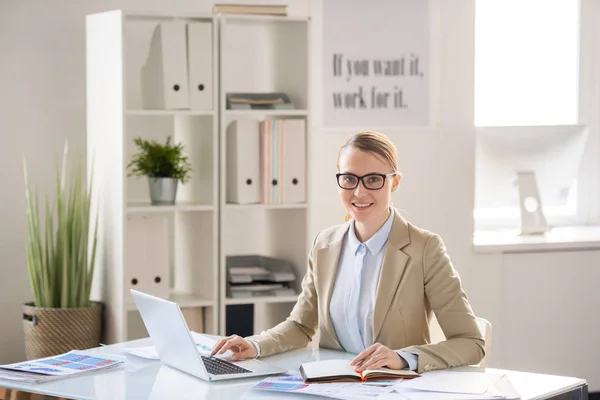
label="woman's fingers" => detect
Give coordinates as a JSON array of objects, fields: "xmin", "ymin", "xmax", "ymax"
[
  {"xmin": 357, "ymin": 351, "xmax": 387, "ymax": 371},
  {"xmin": 210, "ymin": 335, "xmax": 241, "ymax": 356},
  {"xmin": 361, "ymin": 356, "xmax": 388, "ymax": 372},
  {"xmin": 231, "ymin": 346, "xmax": 254, "ymax": 361},
  {"xmin": 218, "ymin": 335, "xmax": 244, "ymax": 354},
  {"xmin": 350, "ymin": 343, "xmax": 380, "ymax": 366},
  {"xmin": 210, "ymin": 337, "xmax": 230, "ymax": 356}
]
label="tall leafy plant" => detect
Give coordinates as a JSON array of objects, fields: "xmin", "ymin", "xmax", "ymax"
[
  {"xmin": 23, "ymin": 143, "xmax": 98, "ymax": 308},
  {"xmin": 127, "ymin": 136, "xmax": 192, "ymax": 183}
]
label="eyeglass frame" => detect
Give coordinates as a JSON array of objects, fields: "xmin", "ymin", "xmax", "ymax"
[{"xmin": 335, "ymin": 172, "xmax": 398, "ymax": 190}]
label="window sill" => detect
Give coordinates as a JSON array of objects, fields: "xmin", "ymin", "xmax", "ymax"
[{"xmin": 473, "ymin": 226, "xmax": 600, "ymax": 253}]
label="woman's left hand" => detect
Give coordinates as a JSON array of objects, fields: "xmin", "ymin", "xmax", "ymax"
[{"xmin": 350, "ymin": 343, "xmax": 408, "ymax": 372}]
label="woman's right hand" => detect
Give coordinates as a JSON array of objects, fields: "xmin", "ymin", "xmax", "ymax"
[{"xmin": 210, "ymin": 334, "xmax": 257, "ymax": 361}]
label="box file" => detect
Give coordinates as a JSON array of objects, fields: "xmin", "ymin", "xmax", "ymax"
[
  {"xmin": 281, "ymin": 119, "xmax": 306, "ymax": 203},
  {"xmin": 141, "ymin": 21, "xmax": 189, "ymax": 109},
  {"xmin": 186, "ymin": 22, "xmax": 213, "ymax": 110},
  {"xmin": 226, "ymin": 120, "xmax": 261, "ymax": 204},
  {"xmin": 260, "ymin": 120, "xmax": 283, "ymax": 204},
  {"xmin": 259, "ymin": 119, "xmax": 306, "ymax": 204},
  {"xmin": 125, "ymin": 216, "xmax": 170, "ymax": 300}
]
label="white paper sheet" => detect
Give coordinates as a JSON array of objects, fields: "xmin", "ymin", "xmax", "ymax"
[
  {"xmin": 394, "ymin": 371, "xmax": 505, "ymax": 394},
  {"xmin": 383, "ymin": 373, "xmax": 520, "ymax": 400},
  {"xmin": 125, "ymin": 332, "xmax": 233, "ymax": 360}
]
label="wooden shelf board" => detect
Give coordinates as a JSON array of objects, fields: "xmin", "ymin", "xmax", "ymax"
[
  {"xmin": 126, "ymin": 109, "xmax": 215, "ymax": 116},
  {"xmin": 127, "ymin": 202, "xmax": 215, "ymax": 213},
  {"xmin": 224, "ymin": 203, "xmax": 307, "ymax": 211},
  {"xmin": 224, "ymin": 109, "xmax": 307, "ymax": 117},
  {"xmin": 224, "ymin": 295, "xmax": 298, "ymax": 305}
]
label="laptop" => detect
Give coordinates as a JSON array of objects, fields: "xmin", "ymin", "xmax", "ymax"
[{"xmin": 130, "ymin": 289, "xmax": 286, "ymax": 381}]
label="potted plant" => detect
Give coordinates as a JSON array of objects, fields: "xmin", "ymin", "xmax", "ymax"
[
  {"xmin": 127, "ymin": 136, "xmax": 192, "ymax": 205},
  {"xmin": 22, "ymin": 142, "xmax": 101, "ymax": 360}
]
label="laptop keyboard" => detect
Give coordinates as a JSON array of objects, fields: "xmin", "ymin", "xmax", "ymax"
[{"xmin": 201, "ymin": 356, "xmax": 252, "ymax": 375}]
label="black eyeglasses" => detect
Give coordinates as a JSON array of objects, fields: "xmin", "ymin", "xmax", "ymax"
[{"xmin": 336, "ymin": 172, "xmax": 397, "ymax": 190}]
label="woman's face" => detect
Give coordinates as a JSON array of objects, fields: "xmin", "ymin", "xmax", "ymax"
[{"xmin": 337, "ymin": 146, "xmax": 400, "ymax": 225}]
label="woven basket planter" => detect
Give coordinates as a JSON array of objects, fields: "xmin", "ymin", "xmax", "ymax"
[{"xmin": 22, "ymin": 301, "xmax": 103, "ymax": 360}]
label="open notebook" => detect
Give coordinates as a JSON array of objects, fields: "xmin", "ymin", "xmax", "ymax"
[{"xmin": 299, "ymin": 359, "xmax": 420, "ymax": 383}]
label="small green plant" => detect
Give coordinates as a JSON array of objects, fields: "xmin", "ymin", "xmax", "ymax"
[
  {"xmin": 23, "ymin": 143, "xmax": 98, "ymax": 308},
  {"xmin": 127, "ymin": 136, "xmax": 192, "ymax": 184}
]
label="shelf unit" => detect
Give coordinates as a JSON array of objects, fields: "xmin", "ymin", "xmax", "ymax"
[
  {"xmin": 218, "ymin": 15, "xmax": 311, "ymax": 335},
  {"xmin": 86, "ymin": 10, "xmax": 219, "ymax": 343},
  {"xmin": 87, "ymin": 9, "xmax": 311, "ymax": 342}
]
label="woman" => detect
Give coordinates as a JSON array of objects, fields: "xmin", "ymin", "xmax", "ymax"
[{"xmin": 211, "ymin": 131, "xmax": 484, "ymax": 373}]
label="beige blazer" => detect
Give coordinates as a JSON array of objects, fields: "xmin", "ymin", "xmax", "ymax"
[{"xmin": 247, "ymin": 209, "xmax": 485, "ymax": 373}]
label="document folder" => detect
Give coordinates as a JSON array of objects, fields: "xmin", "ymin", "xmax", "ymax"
[
  {"xmin": 260, "ymin": 120, "xmax": 283, "ymax": 204},
  {"xmin": 141, "ymin": 21, "xmax": 189, "ymax": 109},
  {"xmin": 186, "ymin": 22, "xmax": 213, "ymax": 111},
  {"xmin": 281, "ymin": 119, "xmax": 306, "ymax": 203},
  {"xmin": 226, "ymin": 120, "xmax": 261, "ymax": 204},
  {"xmin": 125, "ymin": 216, "xmax": 170, "ymax": 300}
]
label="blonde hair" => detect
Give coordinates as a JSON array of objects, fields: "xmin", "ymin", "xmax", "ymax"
[{"xmin": 338, "ymin": 131, "xmax": 400, "ymax": 222}]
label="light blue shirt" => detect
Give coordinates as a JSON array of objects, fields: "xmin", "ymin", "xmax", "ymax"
[{"xmin": 329, "ymin": 210, "xmax": 418, "ymax": 371}]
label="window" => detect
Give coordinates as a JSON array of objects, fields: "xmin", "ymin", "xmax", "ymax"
[
  {"xmin": 473, "ymin": 0, "xmax": 591, "ymax": 230},
  {"xmin": 474, "ymin": 0, "xmax": 580, "ymax": 127}
]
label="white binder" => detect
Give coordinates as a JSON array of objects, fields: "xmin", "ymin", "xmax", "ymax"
[
  {"xmin": 186, "ymin": 22, "xmax": 213, "ymax": 110},
  {"xmin": 281, "ymin": 120, "xmax": 306, "ymax": 203},
  {"xmin": 141, "ymin": 21, "xmax": 189, "ymax": 109},
  {"xmin": 125, "ymin": 216, "xmax": 170, "ymax": 301},
  {"xmin": 260, "ymin": 120, "xmax": 283, "ymax": 204},
  {"xmin": 226, "ymin": 120, "xmax": 261, "ymax": 204}
]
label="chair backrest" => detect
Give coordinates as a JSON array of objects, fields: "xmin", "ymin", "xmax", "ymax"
[
  {"xmin": 428, "ymin": 315, "xmax": 492, "ymax": 367},
  {"xmin": 475, "ymin": 316, "xmax": 492, "ymax": 367}
]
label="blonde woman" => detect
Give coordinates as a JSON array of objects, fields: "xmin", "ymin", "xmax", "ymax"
[{"xmin": 212, "ymin": 131, "xmax": 484, "ymax": 373}]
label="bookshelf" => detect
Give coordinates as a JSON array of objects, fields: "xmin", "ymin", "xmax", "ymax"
[
  {"xmin": 218, "ymin": 15, "xmax": 311, "ymax": 335},
  {"xmin": 87, "ymin": 10, "xmax": 311, "ymax": 342},
  {"xmin": 86, "ymin": 10, "xmax": 219, "ymax": 343}
]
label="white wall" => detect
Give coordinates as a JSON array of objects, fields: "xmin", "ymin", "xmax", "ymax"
[
  {"xmin": 1, "ymin": 0, "xmax": 598, "ymax": 392},
  {"xmin": 0, "ymin": 0, "xmax": 309, "ymax": 364},
  {"xmin": 308, "ymin": 0, "xmax": 476, "ymax": 283}
]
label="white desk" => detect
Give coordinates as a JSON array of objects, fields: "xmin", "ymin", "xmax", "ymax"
[{"xmin": 0, "ymin": 338, "xmax": 588, "ymax": 400}]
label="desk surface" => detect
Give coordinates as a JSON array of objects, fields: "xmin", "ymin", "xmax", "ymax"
[{"xmin": 0, "ymin": 338, "xmax": 587, "ymax": 400}]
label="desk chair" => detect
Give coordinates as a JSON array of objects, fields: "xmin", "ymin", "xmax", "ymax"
[{"xmin": 429, "ymin": 315, "xmax": 492, "ymax": 367}]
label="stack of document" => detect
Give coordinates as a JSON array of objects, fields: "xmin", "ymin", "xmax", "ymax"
[
  {"xmin": 225, "ymin": 255, "xmax": 298, "ymax": 298},
  {"xmin": 0, "ymin": 350, "xmax": 125, "ymax": 384},
  {"xmin": 252, "ymin": 370, "xmax": 521, "ymax": 400},
  {"xmin": 252, "ymin": 374, "xmax": 396, "ymax": 400}
]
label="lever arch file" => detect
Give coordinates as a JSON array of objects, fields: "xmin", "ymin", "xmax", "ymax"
[
  {"xmin": 226, "ymin": 120, "xmax": 261, "ymax": 204},
  {"xmin": 260, "ymin": 120, "xmax": 283, "ymax": 204},
  {"xmin": 186, "ymin": 22, "xmax": 213, "ymax": 111},
  {"xmin": 125, "ymin": 216, "xmax": 170, "ymax": 301},
  {"xmin": 282, "ymin": 119, "xmax": 306, "ymax": 203},
  {"xmin": 141, "ymin": 21, "xmax": 189, "ymax": 109}
]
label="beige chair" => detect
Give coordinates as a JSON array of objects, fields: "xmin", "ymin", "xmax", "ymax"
[
  {"xmin": 428, "ymin": 314, "xmax": 492, "ymax": 367},
  {"xmin": 475, "ymin": 316, "xmax": 492, "ymax": 367}
]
